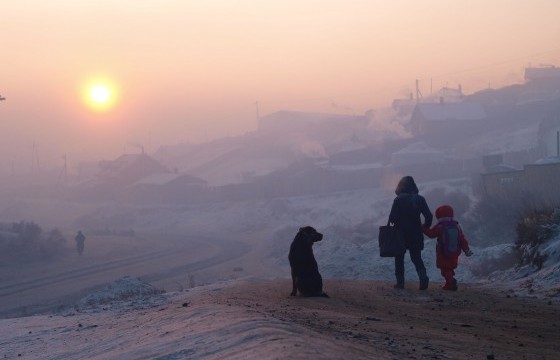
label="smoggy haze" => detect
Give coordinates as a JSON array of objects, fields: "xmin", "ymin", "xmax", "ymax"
[{"xmin": 1, "ymin": 1, "xmax": 560, "ymax": 169}]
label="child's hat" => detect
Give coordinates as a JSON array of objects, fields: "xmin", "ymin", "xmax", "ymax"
[{"xmin": 435, "ymin": 205, "xmax": 454, "ymax": 219}]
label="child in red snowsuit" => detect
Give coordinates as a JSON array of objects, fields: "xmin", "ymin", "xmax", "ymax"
[{"xmin": 422, "ymin": 205, "xmax": 472, "ymax": 290}]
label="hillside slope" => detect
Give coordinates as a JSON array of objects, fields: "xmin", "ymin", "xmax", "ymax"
[{"xmin": 1, "ymin": 278, "xmax": 559, "ymax": 359}]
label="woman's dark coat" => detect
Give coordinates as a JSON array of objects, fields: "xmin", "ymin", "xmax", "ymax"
[{"xmin": 388, "ymin": 176, "xmax": 433, "ymax": 250}]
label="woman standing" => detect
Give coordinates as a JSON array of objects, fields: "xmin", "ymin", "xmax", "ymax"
[{"xmin": 388, "ymin": 176, "xmax": 433, "ymax": 289}]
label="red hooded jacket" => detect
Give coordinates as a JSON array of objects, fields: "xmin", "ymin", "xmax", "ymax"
[{"xmin": 422, "ymin": 205, "xmax": 470, "ymax": 269}]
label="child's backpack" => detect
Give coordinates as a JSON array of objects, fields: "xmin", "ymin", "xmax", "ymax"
[{"xmin": 440, "ymin": 222, "xmax": 462, "ymax": 257}]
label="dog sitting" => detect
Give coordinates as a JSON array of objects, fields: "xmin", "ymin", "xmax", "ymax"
[{"xmin": 288, "ymin": 226, "xmax": 328, "ymax": 297}]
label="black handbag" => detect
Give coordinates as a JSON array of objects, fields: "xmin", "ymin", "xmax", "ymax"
[{"xmin": 378, "ymin": 223, "xmax": 405, "ymax": 257}]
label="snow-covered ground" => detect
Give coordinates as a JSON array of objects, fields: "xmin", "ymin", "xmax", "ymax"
[
  {"xmin": 2, "ymin": 274, "xmax": 559, "ymax": 359},
  {"xmin": 0, "ymin": 278, "xmax": 378, "ymax": 359}
]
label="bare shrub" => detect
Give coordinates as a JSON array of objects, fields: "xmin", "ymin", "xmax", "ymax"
[
  {"xmin": 464, "ymin": 196, "xmax": 518, "ymax": 246},
  {"xmin": 465, "ymin": 186, "xmax": 560, "ymax": 254},
  {"xmin": 0, "ymin": 221, "xmax": 67, "ymax": 262},
  {"xmin": 464, "ymin": 190, "xmax": 551, "ymax": 247},
  {"xmin": 515, "ymin": 207, "xmax": 560, "ymax": 268}
]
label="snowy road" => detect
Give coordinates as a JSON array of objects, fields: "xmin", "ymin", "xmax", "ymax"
[{"xmin": 0, "ymin": 234, "xmax": 249, "ymax": 318}]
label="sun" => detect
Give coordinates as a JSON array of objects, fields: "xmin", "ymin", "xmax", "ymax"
[
  {"xmin": 90, "ymin": 85, "xmax": 111, "ymax": 104},
  {"xmin": 82, "ymin": 77, "xmax": 120, "ymax": 113}
]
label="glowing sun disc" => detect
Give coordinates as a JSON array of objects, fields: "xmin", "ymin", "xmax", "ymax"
[
  {"xmin": 90, "ymin": 85, "xmax": 110, "ymax": 104},
  {"xmin": 82, "ymin": 78, "xmax": 120, "ymax": 113}
]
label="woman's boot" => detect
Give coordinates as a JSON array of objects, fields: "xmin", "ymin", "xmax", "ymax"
[
  {"xmin": 418, "ymin": 269, "xmax": 429, "ymax": 290},
  {"xmin": 394, "ymin": 275, "xmax": 405, "ymax": 289}
]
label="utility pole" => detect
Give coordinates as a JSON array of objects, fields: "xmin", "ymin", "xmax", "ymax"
[{"xmin": 415, "ymin": 79, "xmax": 423, "ymax": 102}]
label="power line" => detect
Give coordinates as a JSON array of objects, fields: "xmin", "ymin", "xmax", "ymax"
[{"xmin": 421, "ymin": 47, "xmax": 560, "ymax": 81}]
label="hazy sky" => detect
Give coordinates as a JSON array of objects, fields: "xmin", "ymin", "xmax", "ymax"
[{"xmin": 1, "ymin": 0, "xmax": 560, "ymax": 170}]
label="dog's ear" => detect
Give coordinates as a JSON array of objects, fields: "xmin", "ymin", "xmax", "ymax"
[{"xmin": 299, "ymin": 226, "xmax": 316, "ymax": 234}]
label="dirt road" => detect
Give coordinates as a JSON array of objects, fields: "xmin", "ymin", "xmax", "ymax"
[
  {"xmin": 0, "ymin": 234, "xmax": 249, "ymax": 318},
  {"xmin": 1, "ymin": 278, "xmax": 558, "ymax": 359},
  {"xmin": 197, "ymin": 279, "xmax": 560, "ymax": 359}
]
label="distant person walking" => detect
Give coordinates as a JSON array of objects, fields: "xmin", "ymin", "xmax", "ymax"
[
  {"xmin": 423, "ymin": 205, "xmax": 473, "ymax": 291},
  {"xmin": 75, "ymin": 230, "xmax": 85, "ymax": 256},
  {"xmin": 388, "ymin": 176, "xmax": 433, "ymax": 290}
]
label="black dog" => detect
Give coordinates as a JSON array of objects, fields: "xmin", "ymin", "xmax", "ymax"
[{"xmin": 288, "ymin": 226, "xmax": 328, "ymax": 297}]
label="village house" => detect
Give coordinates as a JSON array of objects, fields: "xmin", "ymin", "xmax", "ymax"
[
  {"xmin": 95, "ymin": 153, "xmax": 169, "ymax": 187},
  {"xmin": 123, "ymin": 172, "xmax": 207, "ymax": 203},
  {"xmin": 524, "ymin": 66, "xmax": 560, "ymax": 86},
  {"xmin": 409, "ymin": 101, "xmax": 486, "ymax": 137},
  {"xmin": 480, "ymin": 157, "xmax": 560, "ymax": 203},
  {"xmin": 68, "ymin": 153, "xmax": 171, "ymax": 201}
]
